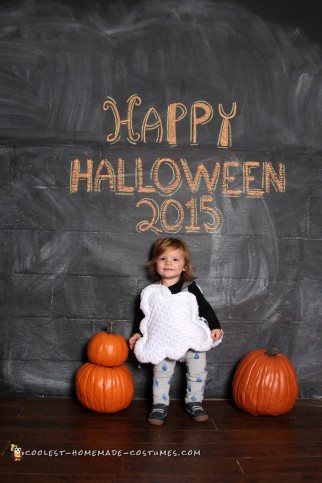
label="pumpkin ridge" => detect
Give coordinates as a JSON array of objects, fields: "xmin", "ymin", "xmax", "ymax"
[
  {"xmin": 241, "ymin": 353, "xmax": 262, "ymax": 414},
  {"xmin": 253, "ymin": 355, "xmax": 270, "ymax": 415},
  {"xmin": 263, "ymin": 360, "xmax": 277, "ymax": 415}
]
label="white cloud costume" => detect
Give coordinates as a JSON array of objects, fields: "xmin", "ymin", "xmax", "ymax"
[{"xmin": 134, "ymin": 283, "xmax": 223, "ymax": 365}]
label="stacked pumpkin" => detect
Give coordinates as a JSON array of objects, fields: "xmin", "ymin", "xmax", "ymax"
[
  {"xmin": 232, "ymin": 348, "xmax": 298, "ymax": 416},
  {"xmin": 76, "ymin": 322, "xmax": 134, "ymax": 413}
]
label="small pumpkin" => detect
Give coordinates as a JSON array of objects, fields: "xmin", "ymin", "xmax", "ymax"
[
  {"xmin": 232, "ymin": 348, "xmax": 298, "ymax": 416},
  {"xmin": 76, "ymin": 322, "xmax": 134, "ymax": 413},
  {"xmin": 87, "ymin": 322, "xmax": 129, "ymax": 367},
  {"xmin": 76, "ymin": 362, "xmax": 134, "ymax": 413}
]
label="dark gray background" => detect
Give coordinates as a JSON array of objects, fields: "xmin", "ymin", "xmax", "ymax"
[{"xmin": 0, "ymin": 0, "xmax": 321, "ymax": 399}]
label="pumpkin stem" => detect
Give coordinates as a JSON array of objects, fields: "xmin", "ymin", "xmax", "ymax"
[
  {"xmin": 265, "ymin": 348, "xmax": 279, "ymax": 357},
  {"xmin": 107, "ymin": 321, "xmax": 115, "ymax": 334}
]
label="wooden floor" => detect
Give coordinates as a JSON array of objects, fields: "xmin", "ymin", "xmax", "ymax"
[{"xmin": 1, "ymin": 397, "xmax": 322, "ymax": 482}]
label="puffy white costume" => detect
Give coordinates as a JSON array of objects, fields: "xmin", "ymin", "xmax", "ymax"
[{"xmin": 134, "ymin": 283, "xmax": 223, "ymax": 365}]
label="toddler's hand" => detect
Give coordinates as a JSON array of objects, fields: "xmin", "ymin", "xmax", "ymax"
[
  {"xmin": 211, "ymin": 329, "xmax": 223, "ymax": 341},
  {"xmin": 129, "ymin": 333, "xmax": 142, "ymax": 350}
]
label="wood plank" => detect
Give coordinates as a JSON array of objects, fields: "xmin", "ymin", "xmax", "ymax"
[
  {"xmin": 246, "ymin": 474, "xmax": 322, "ymax": 483},
  {"xmin": 0, "ymin": 473, "xmax": 244, "ymax": 483},
  {"xmin": 122, "ymin": 456, "xmax": 243, "ymax": 477},
  {"xmin": 116, "ymin": 478, "xmax": 244, "ymax": 483},
  {"xmin": 0, "ymin": 477, "xmax": 115, "ymax": 483},
  {"xmin": 214, "ymin": 416, "xmax": 322, "ymax": 430},
  {"xmin": 0, "ymin": 453, "xmax": 122, "ymax": 476},
  {"xmin": 18, "ymin": 399, "xmax": 151, "ymax": 420},
  {"xmin": 239, "ymin": 456, "xmax": 322, "ymax": 476},
  {"xmin": 159, "ymin": 428, "xmax": 322, "ymax": 444},
  {"xmin": 0, "ymin": 428, "xmax": 162, "ymax": 445}
]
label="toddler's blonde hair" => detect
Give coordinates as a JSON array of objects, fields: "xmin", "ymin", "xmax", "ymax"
[{"xmin": 147, "ymin": 237, "xmax": 195, "ymax": 282}]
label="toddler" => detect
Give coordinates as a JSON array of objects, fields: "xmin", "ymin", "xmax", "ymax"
[{"xmin": 129, "ymin": 237, "xmax": 223, "ymax": 425}]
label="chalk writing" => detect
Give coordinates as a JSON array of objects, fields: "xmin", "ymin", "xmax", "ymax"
[
  {"xmin": 69, "ymin": 157, "xmax": 286, "ymax": 234},
  {"xmin": 70, "ymin": 158, "xmax": 285, "ymax": 197},
  {"xmin": 136, "ymin": 197, "xmax": 223, "ymax": 235},
  {"xmin": 103, "ymin": 95, "xmax": 237, "ymax": 147},
  {"xmin": 68, "ymin": 99, "xmax": 286, "ymax": 234},
  {"xmin": 217, "ymin": 103, "xmax": 237, "ymax": 148}
]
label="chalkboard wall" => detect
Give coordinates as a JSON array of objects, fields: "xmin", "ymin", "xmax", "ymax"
[{"xmin": 0, "ymin": 0, "xmax": 321, "ymax": 399}]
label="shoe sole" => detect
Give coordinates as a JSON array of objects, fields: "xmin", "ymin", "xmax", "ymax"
[
  {"xmin": 148, "ymin": 417, "xmax": 165, "ymax": 426},
  {"xmin": 190, "ymin": 414, "xmax": 209, "ymax": 422},
  {"xmin": 186, "ymin": 410, "xmax": 209, "ymax": 422}
]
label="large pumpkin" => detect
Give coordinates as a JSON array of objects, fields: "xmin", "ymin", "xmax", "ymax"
[
  {"xmin": 76, "ymin": 363, "xmax": 134, "ymax": 413},
  {"xmin": 87, "ymin": 322, "xmax": 129, "ymax": 367},
  {"xmin": 76, "ymin": 322, "xmax": 134, "ymax": 413},
  {"xmin": 232, "ymin": 348, "xmax": 298, "ymax": 416}
]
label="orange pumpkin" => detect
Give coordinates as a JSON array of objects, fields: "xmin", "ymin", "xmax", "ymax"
[
  {"xmin": 232, "ymin": 348, "xmax": 298, "ymax": 416},
  {"xmin": 76, "ymin": 362, "xmax": 134, "ymax": 413},
  {"xmin": 75, "ymin": 322, "xmax": 134, "ymax": 413},
  {"xmin": 87, "ymin": 322, "xmax": 129, "ymax": 367}
]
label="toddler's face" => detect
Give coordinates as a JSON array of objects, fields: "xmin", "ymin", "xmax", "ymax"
[{"xmin": 156, "ymin": 248, "xmax": 186, "ymax": 286}]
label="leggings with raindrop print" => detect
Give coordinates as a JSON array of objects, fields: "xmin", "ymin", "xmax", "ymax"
[{"xmin": 152, "ymin": 350, "xmax": 208, "ymax": 405}]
